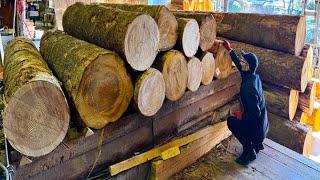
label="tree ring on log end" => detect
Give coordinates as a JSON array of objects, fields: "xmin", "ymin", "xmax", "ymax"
[
  {"xmin": 289, "ymin": 89, "xmax": 299, "ymax": 120},
  {"xmin": 187, "ymin": 57, "xmax": 202, "ymax": 92},
  {"xmin": 135, "ymin": 68, "xmax": 165, "ymax": 116},
  {"xmin": 201, "ymin": 52, "xmax": 215, "ymax": 85},
  {"xmin": 125, "ymin": 14, "xmax": 160, "ymax": 71},
  {"xmin": 295, "ymin": 16, "xmax": 306, "ymax": 56},
  {"xmin": 199, "ymin": 14, "xmax": 217, "ymax": 52},
  {"xmin": 182, "ymin": 19, "xmax": 200, "ymax": 57},
  {"xmin": 3, "ymin": 81, "xmax": 70, "ymax": 157},
  {"xmin": 76, "ymin": 54, "xmax": 133, "ymax": 129},
  {"xmin": 158, "ymin": 7, "xmax": 178, "ymax": 51}
]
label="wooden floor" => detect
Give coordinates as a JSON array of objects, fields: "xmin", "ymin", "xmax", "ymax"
[{"xmin": 172, "ymin": 138, "xmax": 320, "ymax": 180}]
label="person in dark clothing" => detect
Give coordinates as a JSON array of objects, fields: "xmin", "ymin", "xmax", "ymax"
[{"xmin": 223, "ymin": 40, "xmax": 269, "ymax": 165}]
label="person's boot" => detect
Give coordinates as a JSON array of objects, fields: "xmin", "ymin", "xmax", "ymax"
[
  {"xmin": 254, "ymin": 143, "xmax": 264, "ymax": 154},
  {"xmin": 236, "ymin": 148, "xmax": 256, "ymax": 166}
]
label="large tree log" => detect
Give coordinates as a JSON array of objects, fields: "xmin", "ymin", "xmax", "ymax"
[
  {"xmin": 298, "ymin": 82, "xmax": 316, "ymax": 116},
  {"xmin": 172, "ymin": 11, "xmax": 217, "ymax": 51},
  {"xmin": 209, "ymin": 40, "xmax": 233, "ymax": 79},
  {"xmin": 99, "ymin": 4, "xmax": 178, "ymax": 51},
  {"xmin": 176, "ymin": 18, "xmax": 200, "ymax": 57},
  {"xmin": 212, "ymin": 13, "xmax": 306, "ymax": 56},
  {"xmin": 134, "ymin": 68, "xmax": 165, "ymax": 116},
  {"xmin": 187, "ymin": 57, "xmax": 202, "ymax": 92},
  {"xmin": 200, "ymin": 52, "xmax": 215, "ymax": 85},
  {"xmin": 225, "ymin": 38, "xmax": 310, "ymax": 92},
  {"xmin": 267, "ymin": 112, "xmax": 311, "ymax": 154},
  {"xmin": 264, "ymin": 83, "xmax": 299, "ymax": 120},
  {"xmin": 3, "ymin": 38, "xmax": 70, "ymax": 157},
  {"xmin": 62, "ymin": 2, "xmax": 159, "ymax": 71},
  {"xmin": 158, "ymin": 50, "xmax": 188, "ymax": 101},
  {"xmin": 40, "ymin": 30, "xmax": 133, "ymax": 129}
]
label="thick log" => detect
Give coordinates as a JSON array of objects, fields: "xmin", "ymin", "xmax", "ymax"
[
  {"xmin": 62, "ymin": 2, "xmax": 159, "ymax": 71},
  {"xmin": 298, "ymin": 82, "xmax": 316, "ymax": 116},
  {"xmin": 172, "ymin": 11, "xmax": 217, "ymax": 51},
  {"xmin": 99, "ymin": 4, "xmax": 178, "ymax": 51},
  {"xmin": 267, "ymin": 112, "xmax": 311, "ymax": 154},
  {"xmin": 225, "ymin": 38, "xmax": 310, "ymax": 92},
  {"xmin": 134, "ymin": 68, "xmax": 165, "ymax": 116},
  {"xmin": 40, "ymin": 30, "xmax": 133, "ymax": 129},
  {"xmin": 264, "ymin": 83, "xmax": 299, "ymax": 120},
  {"xmin": 209, "ymin": 40, "xmax": 233, "ymax": 79},
  {"xmin": 3, "ymin": 38, "xmax": 70, "ymax": 157},
  {"xmin": 187, "ymin": 57, "xmax": 202, "ymax": 92},
  {"xmin": 176, "ymin": 18, "xmax": 200, "ymax": 57},
  {"xmin": 200, "ymin": 52, "xmax": 215, "ymax": 85},
  {"xmin": 158, "ymin": 50, "xmax": 188, "ymax": 101}
]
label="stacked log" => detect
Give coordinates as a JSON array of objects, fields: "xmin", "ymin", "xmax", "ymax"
[
  {"xmin": 176, "ymin": 18, "xmax": 200, "ymax": 57},
  {"xmin": 187, "ymin": 57, "xmax": 202, "ymax": 92},
  {"xmin": 63, "ymin": 2, "xmax": 159, "ymax": 71},
  {"xmin": 209, "ymin": 40, "xmax": 233, "ymax": 79},
  {"xmin": 3, "ymin": 38, "xmax": 70, "ymax": 157},
  {"xmin": 40, "ymin": 30, "xmax": 133, "ymax": 129},
  {"xmin": 199, "ymin": 52, "xmax": 215, "ymax": 85},
  {"xmin": 298, "ymin": 82, "xmax": 316, "ymax": 116}
]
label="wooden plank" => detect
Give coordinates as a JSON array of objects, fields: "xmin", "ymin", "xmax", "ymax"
[
  {"xmin": 151, "ymin": 122, "xmax": 232, "ymax": 180},
  {"xmin": 109, "ymin": 121, "xmax": 228, "ymax": 176}
]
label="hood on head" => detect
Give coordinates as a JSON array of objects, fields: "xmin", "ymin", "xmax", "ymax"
[{"xmin": 241, "ymin": 51, "xmax": 259, "ymax": 73}]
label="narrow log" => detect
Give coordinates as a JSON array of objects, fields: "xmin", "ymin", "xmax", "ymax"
[
  {"xmin": 187, "ymin": 57, "xmax": 202, "ymax": 92},
  {"xmin": 99, "ymin": 4, "xmax": 178, "ymax": 51},
  {"xmin": 3, "ymin": 38, "xmax": 70, "ymax": 157},
  {"xmin": 200, "ymin": 52, "xmax": 215, "ymax": 85},
  {"xmin": 40, "ymin": 30, "xmax": 133, "ymax": 129},
  {"xmin": 158, "ymin": 50, "xmax": 188, "ymax": 101},
  {"xmin": 264, "ymin": 83, "xmax": 299, "ymax": 120},
  {"xmin": 172, "ymin": 11, "xmax": 217, "ymax": 51},
  {"xmin": 62, "ymin": 2, "xmax": 159, "ymax": 71},
  {"xmin": 134, "ymin": 68, "xmax": 165, "ymax": 116},
  {"xmin": 300, "ymin": 44, "xmax": 314, "ymax": 81},
  {"xmin": 176, "ymin": 18, "xmax": 200, "ymax": 57},
  {"xmin": 225, "ymin": 38, "xmax": 309, "ymax": 92},
  {"xmin": 298, "ymin": 82, "xmax": 316, "ymax": 116},
  {"xmin": 209, "ymin": 40, "xmax": 233, "ymax": 79},
  {"xmin": 268, "ymin": 112, "xmax": 311, "ymax": 154}
]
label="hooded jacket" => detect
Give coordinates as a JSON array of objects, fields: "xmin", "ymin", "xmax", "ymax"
[{"xmin": 230, "ymin": 50, "xmax": 269, "ymax": 141}]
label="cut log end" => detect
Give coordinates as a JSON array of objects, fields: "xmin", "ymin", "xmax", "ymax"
[
  {"xmin": 125, "ymin": 14, "xmax": 160, "ymax": 71},
  {"xmin": 289, "ymin": 89, "xmax": 300, "ymax": 120},
  {"xmin": 158, "ymin": 7, "xmax": 178, "ymax": 51},
  {"xmin": 181, "ymin": 18, "xmax": 200, "ymax": 57},
  {"xmin": 75, "ymin": 54, "xmax": 133, "ymax": 129},
  {"xmin": 3, "ymin": 81, "xmax": 70, "ymax": 157},
  {"xmin": 187, "ymin": 57, "xmax": 202, "ymax": 92},
  {"xmin": 201, "ymin": 52, "xmax": 215, "ymax": 85},
  {"xmin": 210, "ymin": 40, "xmax": 232, "ymax": 79},
  {"xmin": 301, "ymin": 54, "xmax": 310, "ymax": 92},
  {"xmin": 134, "ymin": 68, "xmax": 166, "ymax": 116},
  {"xmin": 161, "ymin": 50, "xmax": 188, "ymax": 101},
  {"xmin": 199, "ymin": 14, "xmax": 217, "ymax": 51},
  {"xmin": 295, "ymin": 16, "xmax": 307, "ymax": 56}
]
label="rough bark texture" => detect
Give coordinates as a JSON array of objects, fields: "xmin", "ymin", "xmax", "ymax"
[
  {"xmin": 99, "ymin": 4, "xmax": 178, "ymax": 51},
  {"xmin": 40, "ymin": 30, "xmax": 133, "ymax": 129},
  {"xmin": 3, "ymin": 37, "xmax": 70, "ymax": 157},
  {"xmin": 63, "ymin": 2, "xmax": 159, "ymax": 71},
  {"xmin": 172, "ymin": 11, "xmax": 217, "ymax": 51},
  {"xmin": 268, "ymin": 112, "xmax": 311, "ymax": 154},
  {"xmin": 298, "ymin": 82, "xmax": 316, "ymax": 116},
  {"xmin": 225, "ymin": 38, "xmax": 309, "ymax": 92},
  {"xmin": 176, "ymin": 18, "xmax": 200, "ymax": 57},
  {"xmin": 209, "ymin": 40, "xmax": 233, "ymax": 79},
  {"xmin": 212, "ymin": 12, "xmax": 306, "ymax": 56}
]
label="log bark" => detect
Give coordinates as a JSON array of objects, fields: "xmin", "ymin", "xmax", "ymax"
[
  {"xmin": 176, "ymin": 18, "xmax": 200, "ymax": 57},
  {"xmin": 200, "ymin": 52, "xmax": 215, "ymax": 85},
  {"xmin": 172, "ymin": 11, "xmax": 217, "ymax": 51},
  {"xmin": 225, "ymin": 38, "xmax": 310, "ymax": 92},
  {"xmin": 298, "ymin": 82, "xmax": 316, "ymax": 116},
  {"xmin": 267, "ymin": 112, "xmax": 311, "ymax": 154},
  {"xmin": 158, "ymin": 50, "xmax": 188, "ymax": 101},
  {"xmin": 3, "ymin": 37, "xmax": 70, "ymax": 157},
  {"xmin": 40, "ymin": 30, "xmax": 133, "ymax": 129},
  {"xmin": 187, "ymin": 57, "xmax": 202, "ymax": 92},
  {"xmin": 62, "ymin": 2, "xmax": 159, "ymax": 71},
  {"xmin": 99, "ymin": 4, "xmax": 178, "ymax": 51},
  {"xmin": 264, "ymin": 83, "xmax": 299, "ymax": 120},
  {"xmin": 212, "ymin": 12, "xmax": 306, "ymax": 56},
  {"xmin": 209, "ymin": 40, "xmax": 233, "ymax": 79},
  {"xmin": 134, "ymin": 68, "xmax": 165, "ymax": 116}
]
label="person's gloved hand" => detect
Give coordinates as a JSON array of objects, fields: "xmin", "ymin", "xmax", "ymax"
[
  {"xmin": 235, "ymin": 111, "xmax": 242, "ymax": 120},
  {"xmin": 223, "ymin": 40, "xmax": 232, "ymax": 52}
]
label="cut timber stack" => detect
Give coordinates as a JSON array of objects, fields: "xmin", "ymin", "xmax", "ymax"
[
  {"xmin": 40, "ymin": 30, "xmax": 133, "ymax": 129},
  {"xmin": 99, "ymin": 4, "xmax": 178, "ymax": 51},
  {"xmin": 63, "ymin": 2, "xmax": 159, "ymax": 71},
  {"xmin": 176, "ymin": 18, "xmax": 200, "ymax": 57},
  {"xmin": 3, "ymin": 38, "xmax": 70, "ymax": 157}
]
